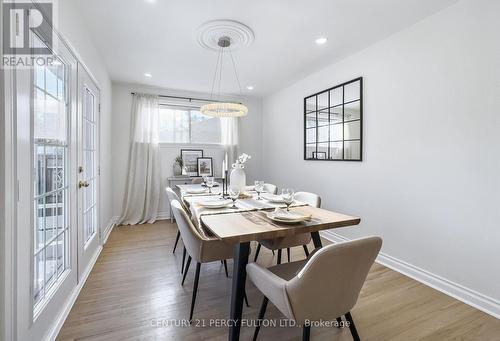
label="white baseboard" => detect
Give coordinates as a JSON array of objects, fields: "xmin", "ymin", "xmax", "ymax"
[
  {"xmin": 44, "ymin": 216, "xmax": 117, "ymax": 341},
  {"xmin": 102, "ymin": 216, "xmax": 119, "ymax": 244},
  {"xmin": 157, "ymin": 211, "xmax": 171, "ymax": 221},
  {"xmin": 321, "ymin": 231, "xmax": 500, "ymax": 319}
]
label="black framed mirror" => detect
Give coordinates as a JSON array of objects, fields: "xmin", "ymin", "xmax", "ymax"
[{"xmin": 304, "ymin": 77, "xmax": 363, "ymax": 161}]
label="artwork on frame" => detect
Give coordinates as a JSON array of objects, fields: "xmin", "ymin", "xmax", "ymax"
[
  {"xmin": 181, "ymin": 149, "xmax": 203, "ymax": 176},
  {"xmin": 197, "ymin": 157, "xmax": 213, "ymax": 177},
  {"xmin": 312, "ymin": 151, "xmax": 327, "ymax": 159}
]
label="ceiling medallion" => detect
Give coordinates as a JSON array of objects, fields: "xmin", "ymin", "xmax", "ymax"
[{"xmin": 197, "ymin": 19, "xmax": 254, "ymax": 52}]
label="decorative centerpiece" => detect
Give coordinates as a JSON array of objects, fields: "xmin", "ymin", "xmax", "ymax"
[
  {"xmin": 230, "ymin": 153, "xmax": 251, "ymax": 191},
  {"xmin": 173, "ymin": 155, "xmax": 184, "ymax": 176}
]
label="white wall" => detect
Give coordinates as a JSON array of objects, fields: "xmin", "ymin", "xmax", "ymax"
[
  {"xmin": 262, "ymin": 0, "xmax": 500, "ymax": 316},
  {"xmin": 111, "ymin": 82, "xmax": 263, "ymax": 219}
]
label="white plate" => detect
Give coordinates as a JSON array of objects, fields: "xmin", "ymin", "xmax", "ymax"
[
  {"xmin": 266, "ymin": 211, "xmax": 310, "ymax": 224},
  {"xmin": 186, "ymin": 188, "xmax": 208, "ymax": 194},
  {"xmin": 198, "ymin": 199, "xmax": 232, "ymax": 209},
  {"xmin": 261, "ymin": 194, "xmax": 286, "ymax": 203}
]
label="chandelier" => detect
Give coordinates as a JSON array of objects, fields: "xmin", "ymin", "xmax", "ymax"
[{"xmin": 200, "ymin": 36, "xmax": 248, "ymax": 117}]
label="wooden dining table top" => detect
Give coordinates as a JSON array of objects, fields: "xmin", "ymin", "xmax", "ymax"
[{"xmin": 201, "ymin": 205, "xmax": 361, "ymax": 244}]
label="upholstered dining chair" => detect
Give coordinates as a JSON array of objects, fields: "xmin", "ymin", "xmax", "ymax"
[
  {"xmin": 166, "ymin": 187, "xmax": 191, "ymax": 275},
  {"xmin": 247, "ymin": 236, "xmax": 382, "ymax": 341},
  {"xmin": 254, "ymin": 191, "xmax": 321, "ymax": 264},
  {"xmin": 245, "ymin": 183, "xmax": 278, "ymax": 195},
  {"xmin": 170, "ymin": 200, "xmax": 248, "ymax": 321}
]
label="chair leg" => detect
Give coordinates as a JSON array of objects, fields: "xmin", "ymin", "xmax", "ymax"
[
  {"xmin": 345, "ymin": 312, "xmax": 360, "ymax": 341},
  {"xmin": 336, "ymin": 316, "xmax": 343, "ymax": 327},
  {"xmin": 277, "ymin": 249, "xmax": 282, "ymax": 264},
  {"xmin": 181, "ymin": 247, "xmax": 186, "ymax": 274},
  {"xmin": 223, "ymin": 260, "xmax": 229, "ymax": 278},
  {"xmin": 244, "ymin": 291, "xmax": 249, "ymax": 307},
  {"xmin": 173, "ymin": 231, "xmax": 180, "ymax": 253},
  {"xmin": 254, "ymin": 243, "xmax": 262, "ymax": 262},
  {"xmin": 302, "ymin": 325, "xmax": 311, "ymax": 341},
  {"xmin": 182, "ymin": 256, "xmax": 192, "ymax": 285},
  {"xmin": 287, "ymin": 248, "xmax": 291, "ymax": 262},
  {"xmin": 189, "ymin": 262, "xmax": 201, "ymax": 322},
  {"xmin": 252, "ymin": 296, "xmax": 269, "ymax": 341},
  {"xmin": 303, "ymin": 245, "xmax": 309, "ymax": 257}
]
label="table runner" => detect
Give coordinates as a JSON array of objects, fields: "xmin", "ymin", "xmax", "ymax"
[{"xmin": 183, "ymin": 192, "xmax": 307, "ymax": 228}]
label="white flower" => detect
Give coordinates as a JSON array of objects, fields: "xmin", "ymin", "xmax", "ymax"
[{"xmin": 236, "ymin": 153, "xmax": 252, "ymax": 164}]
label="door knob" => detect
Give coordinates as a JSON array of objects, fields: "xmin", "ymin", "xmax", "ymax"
[{"xmin": 78, "ymin": 180, "xmax": 90, "ymax": 188}]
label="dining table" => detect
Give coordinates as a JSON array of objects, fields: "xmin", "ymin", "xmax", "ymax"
[{"xmin": 176, "ymin": 184, "xmax": 361, "ymax": 341}]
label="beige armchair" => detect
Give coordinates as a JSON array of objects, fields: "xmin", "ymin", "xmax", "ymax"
[
  {"xmin": 247, "ymin": 236, "xmax": 382, "ymax": 340},
  {"xmin": 255, "ymin": 191, "xmax": 321, "ymax": 264},
  {"xmin": 170, "ymin": 200, "xmax": 248, "ymax": 321}
]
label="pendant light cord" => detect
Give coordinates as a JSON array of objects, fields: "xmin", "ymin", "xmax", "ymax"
[
  {"xmin": 208, "ymin": 38, "xmax": 244, "ymax": 101},
  {"xmin": 209, "ymin": 46, "xmax": 223, "ymax": 100},
  {"xmin": 229, "ymin": 47, "xmax": 243, "ymax": 97}
]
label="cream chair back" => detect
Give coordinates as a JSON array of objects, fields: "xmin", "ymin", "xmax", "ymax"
[
  {"xmin": 286, "ymin": 236, "xmax": 382, "ymax": 323},
  {"xmin": 170, "ymin": 200, "xmax": 204, "ymax": 262},
  {"xmin": 263, "ymin": 183, "xmax": 278, "ymax": 195},
  {"xmin": 294, "ymin": 192, "xmax": 321, "ymax": 208},
  {"xmin": 166, "ymin": 186, "xmax": 181, "ymax": 203}
]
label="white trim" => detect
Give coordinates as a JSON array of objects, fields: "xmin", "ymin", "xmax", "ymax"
[
  {"xmin": 102, "ymin": 216, "xmax": 118, "ymax": 244},
  {"xmin": 42, "ymin": 215, "xmax": 116, "ymax": 341},
  {"xmin": 321, "ymin": 231, "xmax": 500, "ymax": 319}
]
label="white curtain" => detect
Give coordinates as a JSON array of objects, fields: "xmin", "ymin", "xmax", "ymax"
[
  {"xmin": 118, "ymin": 94, "xmax": 161, "ymax": 225},
  {"xmin": 221, "ymin": 117, "xmax": 239, "ymax": 167}
]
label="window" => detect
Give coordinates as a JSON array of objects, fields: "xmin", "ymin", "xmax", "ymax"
[
  {"xmin": 33, "ymin": 59, "xmax": 70, "ymax": 308},
  {"xmin": 158, "ymin": 106, "xmax": 221, "ymax": 144}
]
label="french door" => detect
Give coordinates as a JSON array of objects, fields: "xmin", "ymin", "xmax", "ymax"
[
  {"xmin": 77, "ymin": 66, "xmax": 100, "ymax": 279},
  {"xmin": 14, "ymin": 32, "xmax": 101, "ymax": 340}
]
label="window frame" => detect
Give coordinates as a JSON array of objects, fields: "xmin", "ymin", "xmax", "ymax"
[{"xmin": 158, "ymin": 104, "xmax": 223, "ymax": 146}]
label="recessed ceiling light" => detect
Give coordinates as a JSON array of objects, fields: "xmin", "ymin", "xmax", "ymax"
[
  {"xmin": 144, "ymin": 73, "xmax": 152, "ymax": 78},
  {"xmin": 145, "ymin": 0, "xmax": 156, "ymax": 3},
  {"xmin": 315, "ymin": 37, "xmax": 327, "ymax": 45},
  {"xmin": 246, "ymin": 85, "xmax": 254, "ymax": 90}
]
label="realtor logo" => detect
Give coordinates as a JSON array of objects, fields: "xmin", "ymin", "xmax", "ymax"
[{"xmin": 2, "ymin": 1, "xmax": 54, "ymax": 67}]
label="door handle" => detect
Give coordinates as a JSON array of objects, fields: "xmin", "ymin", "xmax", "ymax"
[{"xmin": 78, "ymin": 180, "xmax": 90, "ymax": 188}]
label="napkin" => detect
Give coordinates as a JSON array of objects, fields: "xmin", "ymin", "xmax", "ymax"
[{"xmin": 272, "ymin": 208, "xmax": 311, "ymax": 221}]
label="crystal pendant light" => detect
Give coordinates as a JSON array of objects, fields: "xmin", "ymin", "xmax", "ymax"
[{"xmin": 200, "ymin": 36, "xmax": 248, "ymax": 117}]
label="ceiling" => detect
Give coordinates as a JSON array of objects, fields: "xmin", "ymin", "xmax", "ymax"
[{"xmin": 75, "ymin": 0, "xmax": 458, "ymax": 98}]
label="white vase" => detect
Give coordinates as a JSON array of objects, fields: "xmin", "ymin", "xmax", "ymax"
[{"xmin": 230, "ymin": 165, "xmax": 246, "ymax": 191}]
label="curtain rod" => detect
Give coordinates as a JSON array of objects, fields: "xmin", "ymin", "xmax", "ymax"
[{"xmin": 130, "ymin": 92, "xmax": 241, "ymax": 104}]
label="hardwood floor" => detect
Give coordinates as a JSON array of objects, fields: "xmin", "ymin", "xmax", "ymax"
[{"xmin": 57, "ymin": 221, "xmax": 500, "ymax": 341}]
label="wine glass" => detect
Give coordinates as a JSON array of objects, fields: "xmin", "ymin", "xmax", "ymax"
[
  {"xmin": 202, "ymin": 175, "xmax": 208, "ymax": 185},
  {"xmin": 281, "ymin": 188, "xmax": 295, "ymax": 211},
  {"xmin": 255, "ymin": 180, "xmax": 264, "ymax": 200},
  {"xmin": 228, "ymin": 186, "xmax": 241, "ymax": 209},
  {"xmin": 206, "ymin": 177, "xmax": 215, "ymax": 194}
]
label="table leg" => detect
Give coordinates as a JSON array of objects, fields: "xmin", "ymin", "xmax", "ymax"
[
  {"xmin": 228, "ymin": 242, "xmax": 250, "ymax": 341},
  {"xmin": 311, "ymin": 231, "xmax": 323, "ymax": 249}
]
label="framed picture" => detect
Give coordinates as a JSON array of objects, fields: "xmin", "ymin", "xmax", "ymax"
[
  {"xmin": 197, "ymin": 157, "xmax": 213, "ymax": 177},
  {"xmin": 181, "ymin": 149, "xmax": 203, "ymax": 176},
  {"xmin": 312, "ymin": 151, "xmax": 327, "ymax": 159}
]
